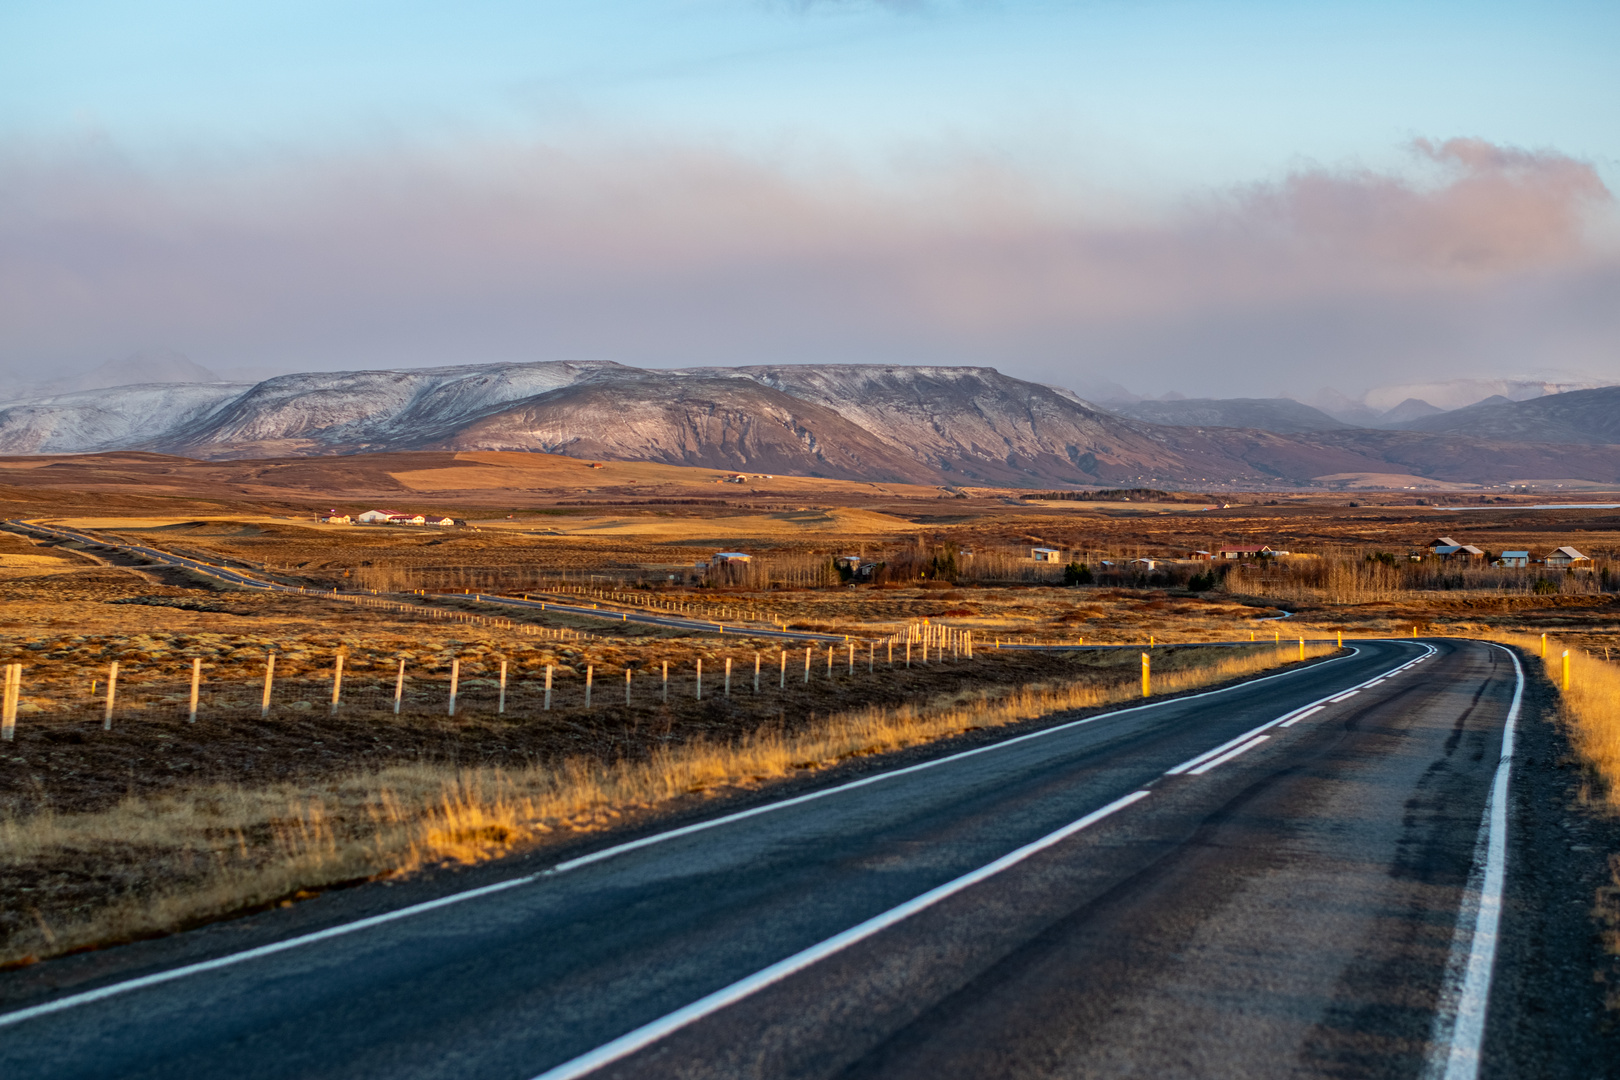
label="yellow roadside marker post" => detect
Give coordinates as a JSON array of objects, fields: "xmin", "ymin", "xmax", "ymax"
[
  {"xmin": 1141, "ymin": 652, "xmax": 1150, "ymax": 697},
  {"xmin": 1563, "ymin": 650, "xmax": 1570, "ymax": 691},
  {"xmin": 1541, "ymin": 633, "xmax": 1547, "ymax": 657}
]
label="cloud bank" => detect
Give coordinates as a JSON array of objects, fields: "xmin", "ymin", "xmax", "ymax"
[{"xmin": 1, "ymin": 134, "xmax": 1613, "ymax": 398}]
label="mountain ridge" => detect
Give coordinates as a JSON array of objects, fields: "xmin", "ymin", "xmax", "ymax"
[{"xmin": 3, "ymin": 360, "xmax": 1620, "ymax": 488}]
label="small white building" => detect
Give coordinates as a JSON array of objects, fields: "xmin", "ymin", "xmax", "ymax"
[
  {"xmin": 1497, "ymin": 550, "xmax": 1531, "ymax": 568},
  {"xmin": 390, "ymin": 514, "xmax": 427, "ymax": 526},
  {"xmin": 356, "ymin": 510, "xmax": 397, "ymax": 524},
  {"xmin": 429, "ymin": 516, "xmax": 456, "ymax": 527},
  {"xmin": 1545, "ymin": 546, "xmax": 1591, "ymax": 568},
  {"xmin": 1031, "ymin": 547, "xmax": 1062, "ymax": 563}
]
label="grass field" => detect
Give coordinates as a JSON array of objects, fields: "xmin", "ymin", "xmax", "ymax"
[{"xmin": 4, "ymin": 450, "xmax": 1620, "ymax": 967}]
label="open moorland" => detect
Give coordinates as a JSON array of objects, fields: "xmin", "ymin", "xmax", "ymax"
[{"xmin": 3, "ymin": 449, "xmax": 1620, "ymax": 973}]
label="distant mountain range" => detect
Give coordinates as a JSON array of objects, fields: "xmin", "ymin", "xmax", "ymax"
[{"xmin": 2, "ymin": 360, "xmax": 1619, "ymax": 489}]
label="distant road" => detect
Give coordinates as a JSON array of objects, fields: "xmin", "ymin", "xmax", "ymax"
[
  {"xmin": 5, "ymin": 518, "xmax": 1326, "ymax": 650},
  {"xmin": 0, "ymin": 638, "xmax": 1525, "ymax": 1079}
]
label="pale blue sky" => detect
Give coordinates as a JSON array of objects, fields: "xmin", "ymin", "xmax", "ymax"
[
  {"xmin": 2, "ymin": 1, "xmax": 1617, "ymax": 396},
  {"xmin": 4, "ymin": 1, "xmax": 1614, "ymax": 190}
]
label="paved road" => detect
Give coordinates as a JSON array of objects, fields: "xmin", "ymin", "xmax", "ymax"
[
  {"xmin": 0, "ymin": 637, "xmax": 1523, "ymax": 1079},
  {"xmin": 5, "ymin": 518, "xmax": 1322, "ymax": 649},
  {"xmin": 2, "ymin": 520, "xmax": 851, "ymax": 643}
]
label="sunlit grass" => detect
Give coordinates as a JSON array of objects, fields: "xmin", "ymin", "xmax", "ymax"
[{"xmin": 0, "ymin": 642, "xmax": 1335, "ymax": 965}]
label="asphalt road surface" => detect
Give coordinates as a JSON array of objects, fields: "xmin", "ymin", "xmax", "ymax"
[{"xmin": 0, "ymin": 637, "xmax": 1526, "ymax": 1079}]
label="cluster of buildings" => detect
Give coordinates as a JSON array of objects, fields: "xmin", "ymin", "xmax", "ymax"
[
  {"xmin": 1428, "ymin": 537, "xmax": 1590, "ymax": 568},
  {"xmin": 321, "ymin": 510, "xmax": 469, "ymax": 528}
]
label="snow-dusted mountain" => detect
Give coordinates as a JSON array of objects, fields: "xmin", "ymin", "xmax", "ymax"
[
  {"xmin": 7, "ymin": 359, "xmax": 1620, "ymax": 487},
  {"xmin": 0, "ymin": 382, "xmax": 249, "ymax": 454}
]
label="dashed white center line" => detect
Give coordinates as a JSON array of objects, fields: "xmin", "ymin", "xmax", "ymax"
[
  {"xmin": 1328, "ymin": 690, "xmax": 1360, "ymax": 702},
  {"xmin": 1188, "ymin": 735, "xmax": 1270, "ymax": 775},
  {"xmin": 1280, "ymin": 705, "xmax": 1324, "ymax": 727}
]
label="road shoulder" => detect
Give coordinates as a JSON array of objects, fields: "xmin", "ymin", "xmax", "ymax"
[{"xmin": 1489, "ymin": 646, "xmax": 1620, "ymax": 1078}]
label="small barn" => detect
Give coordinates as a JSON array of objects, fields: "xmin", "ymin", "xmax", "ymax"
[
  {"xmin": 1496, "ymin": 550, "xmax": 1531, "ymax": 568},
  {"xmin": 711, "ymin": 552, "xmax": 753, "ymax": 565},
  {"xmin": 1434, "ymin": 544, "xmax": 1484, "ymax": 561},
  {"xmin": 1545, "ymin": 546, "xmax": 1591, "ymax": 568},
  {"xmin": 356, "ymin": 510, "xmax": 397, "ymax": 524},
  {"xmin": 1217, "ymin": 545, "xmax": 1273, "ymax": 559},
  {"xmin": 1031, "ymin": 547, "xmax": 1062, "ymax": 563}
]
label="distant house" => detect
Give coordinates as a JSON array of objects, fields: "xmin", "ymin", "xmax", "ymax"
[
  {"xmin": 836, "ymin": 554, "xmax": 863, "ymax": 569},
  {"xmin": 321, "ymin": 514, "xmax": 352, "ymax": 525},
  {"xmin": 1496, "ymin": 550, "xmax": 1531, "ymax": 568},
  {"xmin": 1130, "ymin": 558, "xmax": 1160, "ymax": 570},
  {"xmin": 356, "ymin": 510, "xmax": 397, "ymax": 524},
  {"xmin": 1217, "ymin": 545, "xmax": 1273, "ymax": 559},
  {"xmin": 712, "ymin": 552, "xmax": 752, "ymax": 565},
  {"xmin": 1545, "ymin": 546, "xmax": 1591, "ymax": 568},
  {"xmin": 389, "ymin": 514, "xmax": 427, "ymax": 526},
  {"xmin": 429, "ymin": 517, "xmax": 456, "ymax": 527},
  {"xmin": 1429, "ymin": 537, "xmax": 1461, "ymax": 553},
  {"xmin": 1031, "ymin": 547, "xmax": 1062, "ymax": 563},
  {"xmin": 1191, "ymin": 550, "xmax": 1212, "ymax": 561},
  {"xmin": 1434, "ymin": 544, "xmax": 1484, "ymax": 560}
]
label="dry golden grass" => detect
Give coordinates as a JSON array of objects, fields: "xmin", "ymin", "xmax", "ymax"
[
  {"xmin": 1489, "ymin": 632, "xmax": 1620, "ymax": 809},
  {"xmin": 1, "ymin": 641, "xmax": 1333, "ymax": 965}
]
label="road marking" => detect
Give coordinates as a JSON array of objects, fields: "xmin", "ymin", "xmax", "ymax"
[
  {"xmin": 0, "ymin": 875, "xmax": 537, "ymax": 1030},
  {"xmin": 1280, "ymin": 705, "xmax": 1324, "ymax": 727},
  {"xmin": 529, "ymin": 790, "xmax": 1153, "ymax": 1080},
  {"xmin": 1166, "ymin": 642, "xmax": 1436, "ymax": 776},
  {"xmin": 1187, "ymin": 735, "xmax": 1270, "ymax": 774},
  {"xmin": 1425, "ymin": 643, "xmax": 1522, "ymax": 1080},
  {"xmin": 555, "ymin": 647, "xmax": 1363, "ymax": 873},
  {"xmin": 0, "ymin": 632, "xmax": 1385, "ymax": 1026}
]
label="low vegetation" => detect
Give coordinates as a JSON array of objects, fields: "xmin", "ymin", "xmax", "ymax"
[{"xmin": 1, "ymin": 641, "xmax": 1333, "ymax": 966}]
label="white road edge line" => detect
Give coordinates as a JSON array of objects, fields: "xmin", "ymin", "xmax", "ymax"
[
  {"xmin": 0, "ymin": 875, "xmax": 537, "ymax": 1030},
  {"xmin": 528, "ymin": 790, "xmax": 1153, "ymax": 1080},
  {"xmin": 0, "ymin": 641, "xmax": 1373, "ymax": 1028},
  {"xmin": 1187, "ymin": 735, "xmax": 1270, "ymax": 775},
  {"xmin": 554, "ymin": 646, "xmax": 1361, "ymax": 873},
  {"xmin": 1425, "ymin": 643, "xmax": 1522, "ymax": 1080}
]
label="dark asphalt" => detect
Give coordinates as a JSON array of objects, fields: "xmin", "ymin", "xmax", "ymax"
[{"xmin": 0, "ymin": 638, "xmax": 1529, "ymax": 1079}]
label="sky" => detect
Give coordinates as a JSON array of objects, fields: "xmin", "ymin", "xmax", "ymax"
[{"xmin": 2, "ymin": 0, "xmax": 1617, "ymax": 401}]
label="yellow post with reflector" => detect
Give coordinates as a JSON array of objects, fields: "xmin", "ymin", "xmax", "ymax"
[
  {"xmin": 1299, "ymin": 637, "xmax": 1305, "ymax": 660},
  {"xmin": 1141, "ymin": 652, "xmax": 1150, "ymax": 698},
  {"xmin": 1562, "ymin": 650, "xmax": 1570, "ymax": 691}
]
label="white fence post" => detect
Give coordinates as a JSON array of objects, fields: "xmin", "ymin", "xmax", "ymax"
[
  {"xmin": 661, "ymin": 661, "xmax": 668, "ymax": 704},
  {"xmin": 105, "ymin": 660, "xmax": 120, "ymax": 729},
  {"xmin": 803, "ymin": 647, "xmax": 811, "ymax": 683},
  {"xmin": 754, "ymin": 652, "xmax": 760, "ymax": 693},
  {"xmin": 625, "ymin": 666, "xmax": 632, "ymax": 705},
  {"xmin": 696, "ymin": 659, "xmax": 702, "ymax": 700},
  {"xmin": 544, "ymin": 665, "xmax": 553, "ymax": 711},
  {"xmin": 394, "ymin": 658, "xmax": 406, "ymax": 714},
  {"xmin": 188, "ymin": 657, "xmax": 201, "ymax": 723},
  {"xmin": 585, "ymin": 664, "xmax": 593, "ymax": 708},
  {"xmin": 1, "ymin": 664, "xmax": 18, "ymax": 741},
  {"xmin": 260, "ymin": 654, "xmax": 274, "ymax": 718},
  {"xmin": 330, "ymin": 653, "xmax": 344, "ymax": 715},
  {"xmin": 499, "ymin": 660, "xmax": 508, "ymax": 714},
  {"xmin": 449, "ymin": 658, "xmax": 460, "ymax": 716},
  {"xmin": 725, "ymin": 658, "xmax": 731, "ymax": 697}
]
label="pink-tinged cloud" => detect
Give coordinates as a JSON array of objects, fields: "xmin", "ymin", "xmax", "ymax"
[{"xmin": 0, "ymin": 135, "xmax": 1613, "ymax": 397}]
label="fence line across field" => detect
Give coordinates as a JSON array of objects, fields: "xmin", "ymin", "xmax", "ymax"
[{"xmin": 0, "ymin": 622, "xmax": 981, "ymax": 734}]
